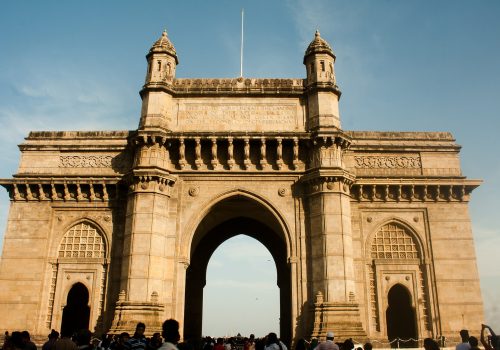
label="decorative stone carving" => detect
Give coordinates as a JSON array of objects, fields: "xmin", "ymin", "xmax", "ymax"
[
  {"xmin": 188, "ymin": 186, "xmax": 199, "ymax": 197},
  {"xmin": 278, "ymin": 188, "xmax": 287, "ymax": 197},
  {"xmin": 354, "ymin": 155, "xmax": 421, "ymax": 169},
  {"xmin": 352, "ymin": 183, "xmax": 474, "ymax": 202},
  {"xmin": 60, "ymin": 155, "xmax": 113, "ymax": 168}
]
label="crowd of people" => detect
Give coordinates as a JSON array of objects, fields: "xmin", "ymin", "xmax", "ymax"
[
  {"xmin": 1, "ymin": 322, "xmax": 499, "ymax": 350},
  {"xmin": 452, "ymin": 325, "xmax": 499, "ymax": 350},
  {"xmin": 1, "ymin": 320, "xmax": 180, "ymax": 350}
]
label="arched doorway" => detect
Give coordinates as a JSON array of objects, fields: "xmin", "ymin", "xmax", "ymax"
[
  {"xmin": 184, "ymin": 195, "xmax": 291, "ymax": 344},
  {"xmin": 386, "ymin": 284, "xmax": 417, "ymax": 348},
  {"xmin": 61, "ymin": 282, "xmax": 90, "ymax": 336}
]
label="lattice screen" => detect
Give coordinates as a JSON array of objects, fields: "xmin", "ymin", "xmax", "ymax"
[
  {"xmin": 371, "ymin": 223, "xmax": 418, "ymax": 259},
  {"xmin": 58, "ymin": 222, "xmax": 105, "ymax": 258}
]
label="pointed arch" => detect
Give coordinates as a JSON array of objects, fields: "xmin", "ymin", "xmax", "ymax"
[
  {"xmin": 58, "ymin": 221, "xmax": 106, "ymax": 259},
  {"xmin": 386, "ymin": 283, "xmax": 417, "ymax": 347},
  {"xmin": 181, "ymin": 188, "xmax": 294, "ymax": 261},
  {"xmin": 366, "ymin": 218, "xmax": 425, "ymax": 263},
  {"xmin": 61, "ymin": 282, "xmax": 91, "ymax": 336}
]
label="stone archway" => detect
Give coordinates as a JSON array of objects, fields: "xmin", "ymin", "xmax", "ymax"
[
  {"xmin": 386, "ymin": 284, "xmax": 417, "ymax": 348},
  {"xmin": 61, "ymin": 282, "xmax": 91, "ymax": 336},
  {"xmin": 184, "ymin": 195, "xmax": 291, "ymax": 344}
]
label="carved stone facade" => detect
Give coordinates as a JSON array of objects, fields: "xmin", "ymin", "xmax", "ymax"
[{"xmin": 0, "ymin": 30, "xmax": 483, "ymax": 345}]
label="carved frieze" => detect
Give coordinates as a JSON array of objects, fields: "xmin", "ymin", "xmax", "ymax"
[
  {"xmin": 354, "ymin": 155, "xmax": 421, "ymax": 169},
  {"xmin": 60, "ymin": 155, "xmax": 113, "ymax": 168},
  {"xmin": 59, "ymin": 154, "xmax": 131, "ymax": 171}
]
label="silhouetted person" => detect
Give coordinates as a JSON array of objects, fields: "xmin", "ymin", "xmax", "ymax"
[
  {"xmin": 314, "ymin": 333, "xmax": 338, "ymax": 350},
  {"xmin": 55, "ymin": 328, "xmax": 77, "ymax": 350},
  {"xmin": 342, "ymin": 339, "xmax": 354, "ymax": 350},
  {"xmin": 362, "ymin": 343, "xmax": 372, "ymax": 350},
  {"xmin": 21, "ymin": 331, "xmax": 36, "ymax": 350},
  {"xmin": 43, "ymin": 330, "xmax": 60, "ymax": 350},
  {"xmin": 295, "ymin": 339, "xmax": 307, "ymax": 350},
  {"xmin": 5, "ymin": 332, "xmax": 23, "ymax": 350},
  {"xmin": 214, "ymin": 339, "xmax": 225, "ymax": 350},
  {"xmin": 264, "ymin": 333, "xmax": 287, "ymax": 350},
  {"xmin": 158, "ymin": 319, "xmax": 180, "ymax": 350},
  {"xmin": 469, "ymin": 336, "xmax": 480, "ymax": 350},
  {"xmin": 126, "ymin": 323, "xmax": 147, "ymax": 350},
  {"xmin": 111, "ymin": 333, "xmax": 130, "ymax": 350},
  {"xmin": 423, "ymin": 338, "xmax": 439, "ymax": 350},
  {"xmin": 76, "ymin": 329, "xmax": 92, "ymax": 350},
  {"xmin": 456, "ymin": 330, "xmax": 470, "ymax": 350},
  {"xmin": 148, "ymin": 333, "xmax": 163, "ymax": 350}
]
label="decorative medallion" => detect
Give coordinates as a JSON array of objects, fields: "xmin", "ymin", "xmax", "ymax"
[
  {"xmin": 278, "ymin": 188, "xmax": 287, "ymax": 197},
  {"xmin": 367, "ymin": 216, "xmax": 373, "ymax": 223},
  {"xmin": 188, "ymin": 186, "xmax": 199, "ymax": 197}
]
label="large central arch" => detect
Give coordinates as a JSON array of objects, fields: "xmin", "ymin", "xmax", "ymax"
[{"xmin": 183, "ymin": 194, "xmax": 291, "ymax": 344}]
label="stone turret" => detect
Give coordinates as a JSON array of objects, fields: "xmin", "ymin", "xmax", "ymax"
[
  {"xmin": 139, "ymin": 30, "xmax": 178, "ymax": 130},
  {"xmin": 304, "ymin": 31, "xmax": 342, "ymax": 130},
  {"xmin": 145, "ymin": 30, "xmax": 178, "ymax": 84}
]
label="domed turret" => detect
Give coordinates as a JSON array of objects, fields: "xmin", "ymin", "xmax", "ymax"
[
  {"xmin": 303, "ymin": 31, "xmax": 341, "ymax": 130},
  {"xmin": 304, "ymin": 30, "xmax": 335, "ymax": 62},
  {"xmin": 304, "ymin": 30, "xmax": 336, "ymax": 86},
  {"xmin": 139, "ymin": 30, "xmax": 178, "ymax": 131},
  {"xmin": 145, "ymin": 30, "xmax": 178, "ymax": 84}
]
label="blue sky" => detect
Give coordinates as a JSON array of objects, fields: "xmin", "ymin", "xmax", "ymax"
[{"xmin": 0, "ymin": 0, "xmax": 499, "ymax": 337}]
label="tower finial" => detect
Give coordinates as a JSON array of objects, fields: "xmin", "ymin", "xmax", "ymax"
[{"xmin": 315, "ymin": 30, "xmax": 320, "ymax": 37}]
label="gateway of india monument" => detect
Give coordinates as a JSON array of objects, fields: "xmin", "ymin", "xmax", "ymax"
[{"xmin": 0, "ymin": 30, "xmax": 484, "ymax": 345}]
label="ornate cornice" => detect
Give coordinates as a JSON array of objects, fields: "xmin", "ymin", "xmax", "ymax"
[
  {"xmin": 351, "ymin": 179, "xmax": 481, "ymax": 202},
  {"xmin": 0, "ymin": 177, "xmax": 123, "ymax": 202}
]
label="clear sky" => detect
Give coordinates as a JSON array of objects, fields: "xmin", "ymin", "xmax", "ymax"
[{"xmin": 0, "ymin": 0, "xmax": 499, "ymax": 338}]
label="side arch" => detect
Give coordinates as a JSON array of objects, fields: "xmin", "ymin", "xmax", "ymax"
[
  {"xmin": 46, "ymin": 219, "xmax": 110, "ymax": 334},
  {"xmin": 364, "ymin": 218, "xmax": 432, "ymax": 341}
]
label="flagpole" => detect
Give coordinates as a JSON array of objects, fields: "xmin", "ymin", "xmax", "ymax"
[{"xmin": 240, "ymin": 8, "xmax": 244, "ymax": 78}]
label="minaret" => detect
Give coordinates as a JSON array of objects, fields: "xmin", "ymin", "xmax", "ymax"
[
  {"xmin": 304, "ymin": 30, "xmax": 342, "ymax": 130},
  {"xmin": 139, "ymin": 30, "xmax": 179, "ymax": 130}
]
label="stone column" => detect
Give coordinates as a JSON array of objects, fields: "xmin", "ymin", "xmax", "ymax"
[
  {"xmin": 303, "ymin": 135, "xmax": 366, "ymax": 339},
  {"xmin": 110, "ymin": 135, "xmax": 177, "ymax": 335}
]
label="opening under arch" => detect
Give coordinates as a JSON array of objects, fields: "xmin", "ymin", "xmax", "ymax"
[
  {"xmin": 386, "ymin": 284, "xmax": 417, "ymax": 348},
  {"xmin": 203, "ymin": 235, "xmax": 279, "ymax": 337},
  {"xmin": 184, "ymin": 195, "xmax": 291, "ymax": 344},
  {"xmin": 61, "ymin": 282, "xmax": 90, "ymax": 336}
]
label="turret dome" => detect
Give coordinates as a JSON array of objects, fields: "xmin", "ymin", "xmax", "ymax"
[
  {"xmin": 303, "ymin": 30, "xmax": 335, "ymax": 63},
  {"xmin": 148, "ymin": 30, "xmax": 178, "ymax": 64}
]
